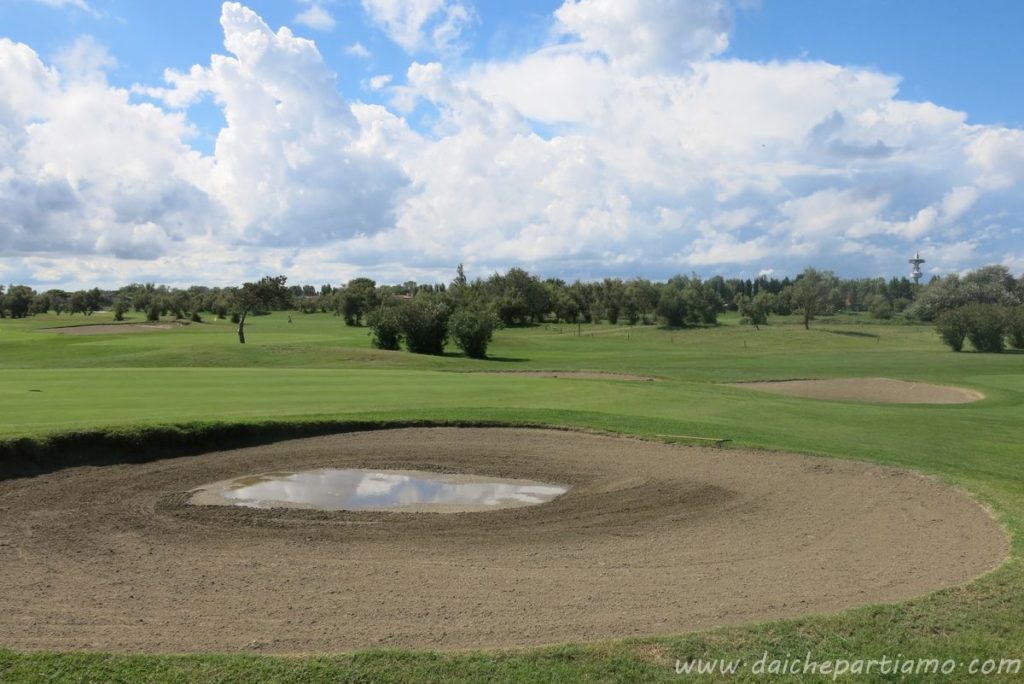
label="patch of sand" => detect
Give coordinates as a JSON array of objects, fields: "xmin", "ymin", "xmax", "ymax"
[
  {"xmin": 0, "ymin": 428, "xmax": 1006, "ymax": 654},
  {"xmin": 730, "ymin": 377, "xmax": 983, "ymax": 404}
]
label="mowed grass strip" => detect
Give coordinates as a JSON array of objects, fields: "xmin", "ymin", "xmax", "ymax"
[{"xmin": 0, "ymin": 310, "xmax": 1022, "ymax": 682}]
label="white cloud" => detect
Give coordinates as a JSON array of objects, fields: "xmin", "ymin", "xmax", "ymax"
[
  {"xmin": 32, "ymin": 0, "xmax": 97, "ymax": 14},
  {"xmin": 554, "ymin": 0, "xmax": 732, "ymax": 72},
  {"xmin": 2, "ymin": 2, "xmax": 1024, "ymax": 289},
  {"xmin": 345, "ymin": 42, "xmax": 371, "ymax": 59},
  {"xmin": 366, "ymin": 74, "xmax": 392, "ymax": 91},
  {"xmin": 155, "ymin": 2, "xmax": 408, "ymax": 246},
  {"xmin": 53, "ymin": 35, "xmax": 117, "ymax": 81},
  {"xmin": 294, "ymin": 3, "xmax": 336, "ymax": 32},
  {"xmin": 361, "ymin": 0, "xmax": 475, "ymax": 53}
]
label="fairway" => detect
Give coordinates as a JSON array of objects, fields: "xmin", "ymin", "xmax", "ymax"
[{"xmin": 1, "ymin": 311, "xmax": 1023, "ymax": 681}]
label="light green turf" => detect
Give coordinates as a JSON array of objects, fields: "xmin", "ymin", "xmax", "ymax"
[{"xmin": 1, "ymin": 310, "xmax": 1022, "ymax": 682}]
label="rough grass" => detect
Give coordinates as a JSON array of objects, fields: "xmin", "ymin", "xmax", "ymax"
[{"xmin": 0, "ymin": 310, "xmax": 1022, "ymax": 682}]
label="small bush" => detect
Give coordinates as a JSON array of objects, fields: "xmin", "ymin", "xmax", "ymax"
[
  {"xmin": 367, "ymin": 306, "xmax": 402, "ymax": 351},
  {"xmin": 868, "ymin": 296, "xmax": 893, "ymax": 320},
  {"xmin": 963, "ymin": 303, "xmax": 1007, "ymax": 353},
  {"xmin": 146, "ymin": 303, "xmax": 161, "ymax": 322},
  {"xmin": 449, "ymin": 306, "xmax": 502, "ymax": 359},
  {"xmin": 935, "ymin": 307, "xmax": 969, "ymax": 352},
  {"xmin": 190, "ymin": 311, "xmax": 203, "ymax": 323},
  {"xmin": 1005, "ymin": 306, "xmax": 1024, "ymax": 350},
  {"xmin": 399, "ymin": 297, "xmax": 450, "ymax": 355}
]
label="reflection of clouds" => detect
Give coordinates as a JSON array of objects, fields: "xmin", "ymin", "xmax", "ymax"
[
  {"xmin": 355, "ymin": 473, "xmax": 407, "ymax": 496},
  {"xmin": 214, "ymin": 469, "xmax": 566, "ymax": 511}
]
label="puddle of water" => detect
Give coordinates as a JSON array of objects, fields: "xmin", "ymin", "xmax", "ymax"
[{"xmin": 189, "ymin": 468, "xmax": 568, "ymax": 513}]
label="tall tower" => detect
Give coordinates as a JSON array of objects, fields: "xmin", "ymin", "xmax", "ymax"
[{"xmin": 909, "ymin": 252, "xmax": 925, "ymax": 284}]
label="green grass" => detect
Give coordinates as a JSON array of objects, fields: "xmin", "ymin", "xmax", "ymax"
[{"xmin": 1, "ymin": 310, "xmax": 1023, "ymax": 682}]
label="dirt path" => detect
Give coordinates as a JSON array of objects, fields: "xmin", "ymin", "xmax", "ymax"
[
  {"xmin": 730, "ymin": 377, "xmax": 983, "ymax": 404},
  {"xmin": 0, "ymin": 428, "xmax": 1006, "ymax": 654}
]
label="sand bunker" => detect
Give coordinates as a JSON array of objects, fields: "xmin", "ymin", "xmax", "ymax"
[
  {"xmin": 731, "ymin": 378, "xmax": 983, "ymax": 404},
  {"xmin": 457, "ymin": 370, "xmax": 655, "ymax": 381},
  {"xmin": 0, "ymin": 428, "xmax": 1005, "ymax": 654},
  {"xmin": 40, "ymin": 322, "xmax": 183, "ymax": 336}
]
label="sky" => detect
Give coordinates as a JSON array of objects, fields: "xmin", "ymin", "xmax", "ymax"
[{"xmin": 1, "ymin": 0, "xmax": 1023, "ymax": 289}]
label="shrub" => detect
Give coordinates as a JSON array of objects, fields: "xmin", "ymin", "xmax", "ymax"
[
  {"xmin": 146, "ymin": 303, "xmax": 161, "ymax": 322},
  {"xmin": 367, "ymin": 306, "xmax": 402, "ymax": 351},
  {"xmin": 868, "ymin": 296, "xmax": 893, "ymax": 320},
  {"xmin": 112, "ymin": 299, "xmax": 128, "ymax": 322},
  {"xmin": 1007, "ymin": 306, "xmax": 1024, "ymax": 350},
  {"xmin": 190, "ymin": 311, "xmax": 203, "ymax": 323},
  {"xmin": 935, "ymin": 307, "xmax": 969, "ymax": 352},
  {"xmin": 449, "ymin": 306, "xmax": 502, "ymax": 359},
  {"xmin": 399, "ymin": 297, "xmax": 450, "ymax": 355},
  {"xmin": 963, "ymin": 304, "xmax": 1007, "ymax": 353},
  {"xmin": 656, "ymin": 288, "xmax": 688, "ymax": 327}
]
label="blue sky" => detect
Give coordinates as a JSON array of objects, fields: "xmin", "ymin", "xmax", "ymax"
[
  {"xmin": 1, "ymin": 0, "xmax": 1023, "ymax": 287},
  {"xmin": 6, "ymin": 1, "xmax": 1022, "ymax": 131}
]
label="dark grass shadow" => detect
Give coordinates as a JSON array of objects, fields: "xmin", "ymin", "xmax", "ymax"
[
  {"xmin": 438, "ymin": 352, "xmax": 529, "ymax": 362},
  {"xmin": 820, "ymin": 329, "xmax": 880, "ymax": 339}
]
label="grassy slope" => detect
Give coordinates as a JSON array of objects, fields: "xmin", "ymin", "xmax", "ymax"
[{"xmin": 1, "ymin": 311, "xmax": 1022, "ymax": 682}]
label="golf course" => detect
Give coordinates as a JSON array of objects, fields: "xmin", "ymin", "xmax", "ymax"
[{"xmin": 1, "ymin": 310, "xmax": 1022, "ymax": 682}]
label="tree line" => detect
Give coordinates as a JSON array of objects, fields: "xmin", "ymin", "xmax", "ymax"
[{"xmin": 2, "ymin": 264, "xmax": 1021, "ymax": 356}]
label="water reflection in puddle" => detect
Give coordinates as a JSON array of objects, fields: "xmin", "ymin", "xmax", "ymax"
[{"xmin": 189, "ymin": 469, "xmax": 568, "ymax": 512}]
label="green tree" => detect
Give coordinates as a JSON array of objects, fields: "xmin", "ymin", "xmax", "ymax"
[
  {"xmin": 3, "ymin": 285, "xmax": 36, "ymax": 318},
  {"xmin": 398, "ymin": 296, "xmax": 450, "ymax": 355},
  {"xmin": 449, "ymin": 306, "xmax": 502, "ymax": 359},
  {"xmin": 935, "ymin": 307, "xmax": 970, "ymax": 352},
  {"xmin": 229, "ymin": 275, "xmax": 292, "ymax": 344},
  {"xmin": 1007, "ymin": 307, "xmax": 1024, "ymax": 350},
  {"xmin": 790, "ymin": 268, "xmax": 838, "ymax": 330},
  {"xmin": 656, "ymin": 287, "xmax": 688, "ymax": 327},
  {"xmin": 737, "ymin": 292, "xmax": 774, "ymax": 329},
  {"xmin": 338, "ymin": 278, "xmax": 378, "ymax": 326},
  {"xmin": 963, "ymin": 304, "xmax": 1007, "ymax": 353},
  {"xmin": 112, "ymin": 298, "xmax": 129, "ymax": 321},
  {"xmin": 367, "ymin": 306, "xmax": 402, "ymax": 350}
]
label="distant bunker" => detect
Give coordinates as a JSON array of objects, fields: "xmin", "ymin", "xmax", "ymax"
[
  {"xmin": 730, "ymin": 377, "xmax": 983, "ymax": 404},
  {"xmin": 0, "ymin": 428, "xmax": 1006, "ymax": 654}
]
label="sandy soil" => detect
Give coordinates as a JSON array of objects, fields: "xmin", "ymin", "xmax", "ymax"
[
  {"xmin": 730, "ymin": 378, "xmax": 983, "ymax": 404},
  {"xmin": 39, "ymin": 322, "xmax": 184, "ymax": 335},
  {"xmin": 0, "ymin": 428, "xmax": 1006, "ymax": 654},
  {"xmin": 454, "ymin": 370, "xmax": 655, "ymax": 381}
]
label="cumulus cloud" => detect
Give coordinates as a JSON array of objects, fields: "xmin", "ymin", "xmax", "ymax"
[
  {"xmin": 53, "ymin": 35, "xmax": 117, "ymax": 81},
  {"xmin": 2, "ymin": 1, "xmax": 1024, "ymax": 288},
  {"xmin": 361, "ymin": 0, "xmax": 475, "ymax": 53},
  {"xmin": 0, "ymin": 35, "xmax": 216, "ymax": 263},
  {"xmin": 152, "ymin": 3, "xmax": 408, "ymax": 246},
  {"xmin": 294, "ymin": 2, "xmax": 336, "ymax": 31},
  {"xmin": 555, "ymin": 0, "xmax": 732, "ymax": 71}
]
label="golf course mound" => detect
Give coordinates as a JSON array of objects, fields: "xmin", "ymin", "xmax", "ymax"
[
  {"xmin": 731, "ymin": 378, "xmax": 983, "ymax": 404},
  {"xmin": 39, "ymin": 322, "xmax": 185, "ymax": 335},
  {"xmin": 0, "ymin": 428, "xmax": 1005, "ymax": 654}
]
